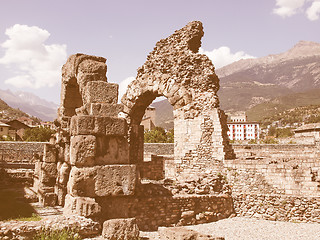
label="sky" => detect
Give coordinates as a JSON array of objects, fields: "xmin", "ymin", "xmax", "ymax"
[{"xmin": 0, "ymin": 0, "xmax": 319, "ymax": 104}]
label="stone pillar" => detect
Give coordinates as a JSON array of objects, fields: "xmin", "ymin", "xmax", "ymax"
[
  {"xmin": 33, "ymin": 144, "xmax": 58, "ymax": 206},
  {"xmin": 60, "ymin": 57, "xmax": 137, "ymax": 218}
]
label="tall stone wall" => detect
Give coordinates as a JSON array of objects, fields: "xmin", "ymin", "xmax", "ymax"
[{"xmin": 122, "ymin": 21, "xmax": 235, "ymax": 179}]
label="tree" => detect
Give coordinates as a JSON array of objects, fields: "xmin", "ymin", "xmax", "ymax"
[
  {"xmin": 24, "ymin": 126, "xmax": 55, "ymax": 142},
  {"xmin": 144, "ymin": 127, "xmax": 174, "ymax": 143}
]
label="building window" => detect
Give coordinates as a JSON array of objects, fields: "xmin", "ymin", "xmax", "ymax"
[{"xmin": 0, "ymin": 127, "xmax": 3, "ymax": 132}]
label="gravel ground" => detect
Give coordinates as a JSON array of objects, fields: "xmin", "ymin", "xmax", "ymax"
[{"xmin": 140, "ymin": 217, "xmax": 320, "ymax": 240}]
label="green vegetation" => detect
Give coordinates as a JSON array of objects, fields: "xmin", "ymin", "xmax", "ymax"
[
  {"xmin": 144, "ymin": 127, "xmax": 174, "ymax": 143},
  {"xmin": 267, "ymin": 126, "xmax": 294, "ymax": 138},
  {"xmin": 248, "ymin": 139, "xmax": 257, "ymax": 144},
  {"xmin": 16, "ymin": 213, "xmax": 42, "ymax": 221},
  {"xmin": 262, "ymin": 137, "xmax": 279, "ymax": 144},
  {"xmin": 33, "ymin": 228, "xmax": 81, "ymax": 240},
  {"xmin": 24, "ymin": 126, "xmax": 55, "ymax": 142}
]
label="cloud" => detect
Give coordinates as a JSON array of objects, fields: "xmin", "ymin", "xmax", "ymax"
[
  {"xmin": 273, "ymin": 0, "xmax": 320, "ymax": 20},
  {"xmin": 273, "ymin": 0, "xmax": 306, "ymax": 17},
  {"xmin": 306, "ymin": 1, "xmax": 320, "ymax": 20},
  {"xmin": 118, "ymin": 76, "xmax": 135, "ymax": 101},
  {"xmin": 0, "ymin": 24, "xmax": 67, "ymax": 89},
  {"xmin": 199, "ymin": 47, "xmax": 255, "ymax": 69}
]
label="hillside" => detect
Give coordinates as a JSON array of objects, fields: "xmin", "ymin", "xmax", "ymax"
[
  {"xmin": 216, "ymin": 41, "xmax": 320, "ymax": 112},
  {"xmin": 0, "ymin": 89, "xmax": 57, "ymax": 121},
  {"xmin": 259, "ymin": 104, "xmax": 320, "ymax": 127},
  {"xmin": 0, "ymin": 98, "xmax": 30, "ymax": 120},
  {"xmin": 247, "ymin": 88, "xmax": 320, "ymax": 121}
]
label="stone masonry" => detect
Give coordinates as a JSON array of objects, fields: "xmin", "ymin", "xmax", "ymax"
[
  {"xmin": 121, "ymin": 21, "xmax": 235, "ymax": 179},
  {"xmin": 31, "ymin": 21, "xmax": 235, "ymax": 231},
  {"xmin": 34, "ymin": 54, "xmax": 137, "ymax": 216}
]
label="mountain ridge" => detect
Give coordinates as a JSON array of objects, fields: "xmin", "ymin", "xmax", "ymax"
[{"xmin": 0, "ymin": 89, "xmax": 58, "ymax": 121}]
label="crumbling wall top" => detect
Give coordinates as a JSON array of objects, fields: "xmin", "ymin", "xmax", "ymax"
[{"xmin": 122, "ymin": 21, "xmax": 220, "ymax": 123}]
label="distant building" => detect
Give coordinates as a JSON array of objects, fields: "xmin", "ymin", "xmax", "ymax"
[
  {"xmin": 17, "ymin": 116, "xmax": 37, "ymax": 127},
  {"xmin": 294, "ymin": 123, "xmax": 320, "ymax": 144},
  {"xmin": 0, "ymin": 121, "xmax": 10, "ymax": 138},
  {"xmin": 5, "ymin": 119, "xmax": 31, "ymax": 140},
  {"xmin": 41, "ymin": 121, "xmax": 55, "ymax": 129},
  {"xmin": 227, "ymin": 113, "xmax": 260, "ymax": 141},
  {"xmin": 141, "ymin": 106, "xmax": 156, "ymax": 131}
]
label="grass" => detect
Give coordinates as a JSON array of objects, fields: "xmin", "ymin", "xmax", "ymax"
[
  {"xmin": 32, "ymin": 228, "xmax": 82, "ymax": 240},
  {"xmin": 0, "ymin": 188, "xmax": 38, "ymax": 221},
  {"xmin": 15, "ymin": 213, "xmax": 42, "ymax": 221}
]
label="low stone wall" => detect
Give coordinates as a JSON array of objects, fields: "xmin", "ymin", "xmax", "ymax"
[
  {"xmin": 225, "ymin": 158, "xmax": 320, "ymax": 196},
  {"xmin": 98, "ymin": 194, "xmax": 234, "ymax": 231},
  {"xmin": 233, "ymin": 193, "xmax": 320, "ymax": 223},
  {"xmin": 144, "ymin": 143, "xmax": 174, "ymax": 156},
  {"xmin": 0, "ymin": 141, "xmax": 45, "ymax": 163},
  {"xmin": 232, "ymin": 143, "xmax": 319, "ymax": 160}
]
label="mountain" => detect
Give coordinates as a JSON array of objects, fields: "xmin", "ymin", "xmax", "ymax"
[
  {"xmin": 0, "ymin": 98, "xmax": 30, "ymax": 120},
  {"xmin": 151, "ymin": 99, "xmax": 174, "ymax": 129},
  {"xmin": 216, "ymin": 41, "xmax": 320, "ymax": 112},
  {"xmin": 0, "ymin": 89, "xmax": 58, "ymax": 121}
]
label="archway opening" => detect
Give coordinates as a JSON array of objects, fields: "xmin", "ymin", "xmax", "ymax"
[
  {"xmin": 136, "ymin": 96, "xmax": 175, "ymax": 181},
  {"xmin": 63, "ymin": 77, "xmax": 83, "ymax": 117}
]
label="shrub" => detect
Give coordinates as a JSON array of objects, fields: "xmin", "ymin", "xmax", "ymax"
[
  {"xmin": 24, "ymin": 126, "xmax": 55, "ymax": 142},
  {"xmin": 33, "ymin": 228, "xmax": 81, "ymax": 240},
  {"xmin": 144, "ymin": 127, "xmax": 174, "ymax": 143}
]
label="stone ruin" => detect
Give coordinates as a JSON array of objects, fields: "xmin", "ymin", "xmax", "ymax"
[
  {"xmin": 33, "ymin": 21, "xmax": 234, "ymax": 228},
  {"xmin": 122, "ymin": 21, "xmax": 234, "ymax": 179}
]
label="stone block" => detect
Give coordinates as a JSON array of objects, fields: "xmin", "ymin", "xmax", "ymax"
[
  {"xmin": 70, "ymin": 135, "xmax": 96, "ymax": 167},
  {"xmin": 63, "ymin": 194, "xmax": 77, "ymax": 215},
  {"xmin": 40, "ymin": 162, "xmax": 57, "ymax": 185},
  {"xmin": 67, "ymin": 166, "xmax": 96, "ymax": 197},
  {"xmin": 41, "ymin": 192, "xmax": 57, "ymax": 207},
  {"xmin": 84, "ymin": 81, "xmax": 118, "ymax": 104},
  {"xmin": 78, "ymin": 58, "xmax": 107, "ymax": 74},
  {"xmin": 63, "ymin": 194, "xmax": 101, "ymax": 217},
  {"xmin": 98, "ymin": 117, "xmax": 127, "ymax": 136},
  {"xmin": 34, "ymin": 161, "xmax": 41, "ymax": 177},
  {"xmin": 70, "ymin": 116, "xmax": 127, "ymax": 136},
  {"xmin": 70, "ymin": 115, "xmax": 95, "ymax": 135},
  {"xmin": 95, "ymin": 165, "xmax": 136, "ymax": 196},
  {"xmin": 102, "ymin": 218, "xmax": 139, "ymax": 240},
  {"xmin": 55, "ymin": 185, "xmax": 67, "ymax": 206},
  {"xmin": 57, "ymin": 162, "xmax": 71, "ymax": 185},
  {"xmin": 75, "ymin": 197, "xmax": 101, "ymax": 217},
  {"xmin": 43, "ymin": 144, "xmax": 57, "ymax": 163},
  {"xmin": 159, "ymin": 227, "xmax": 221, "ymax": 240},
  {"xmin": 89, "ymin": 103, "xmax": 124, "ymax": 117},
  {"xmin": 95, "ymin": 136, "xmax": 129, "ymax": 164},
  {"xmin": 67, "ymin": 165, "xmax": 136, "ymax": 197}
]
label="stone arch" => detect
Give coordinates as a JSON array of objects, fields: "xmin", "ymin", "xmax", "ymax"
[
  {"xmin": 57, "ymin": 54, "xmax": 109, "ymax": 127},
  {"xmin": 121, "ymin": 21, "xmax": 234, "ymax": 178}
]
